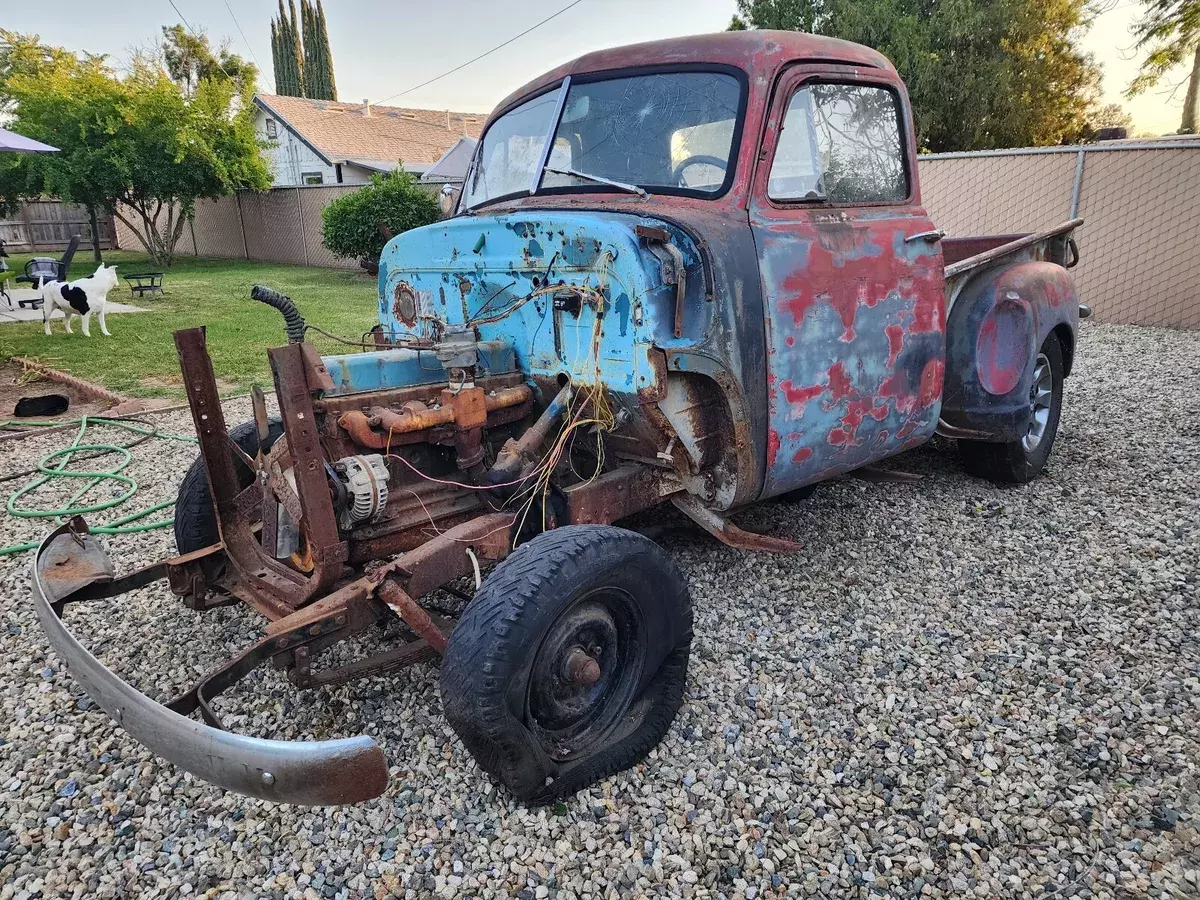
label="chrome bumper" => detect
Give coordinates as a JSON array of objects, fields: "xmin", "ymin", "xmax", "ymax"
[{"xmin": 31, "ymin": 521, "xmax": 388, "ymax": 805}]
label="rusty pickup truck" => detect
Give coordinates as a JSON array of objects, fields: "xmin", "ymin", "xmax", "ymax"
[{"xmin": 31, "ymin": 30, "xmax": 1085, "ymax": 805}]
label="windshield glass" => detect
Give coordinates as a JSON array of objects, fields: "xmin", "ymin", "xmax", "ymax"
[{"xmin": 462, "ymin": 70, "xmax": 743, "ymax": 208}]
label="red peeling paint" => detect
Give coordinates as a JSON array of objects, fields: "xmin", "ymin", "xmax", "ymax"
[
  {"xmin": 826, "ymin": 361, "xmax": 855, "ymax": 401},
  {"xmin": 911, "ymin": 286, "xmax": 942, "ymax": 333},
  {"xmin": 785, "ymin": 335, "xmax": 795, "ymax": 347},
  {"xmin": 918, "ymin": 358, "xmax": 945, "ymax": 406},
  {"xmin": 767, "ymin": 429, "xmax": 781, "ymax": 466},
  {"xmin": 780, "ymin": 380, "xmax": 823, "ymax": 407},
  {"xmin": 792, "ymin": 447, "xmax": 813, "ymax": 463},
  {"xmin": 885, "ymin": 324, "xmax": 904, "ymax": 366}
]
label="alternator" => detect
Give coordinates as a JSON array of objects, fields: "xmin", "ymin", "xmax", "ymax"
[{"xmin": 333, "ymin": 454, "xmax": 390, "ymax": 531}]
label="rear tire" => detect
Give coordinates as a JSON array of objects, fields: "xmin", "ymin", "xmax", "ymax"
[
  {"xmin": 959, "ymin": 335, "xmax": 1064, "ymax": 484},
  {"xmin": 440, "ymin": 525, "xmax": 692, "ymax": 804},
  {"xmin": 174, "ymin": 418, "xmax": 284, "ymax": 554}
]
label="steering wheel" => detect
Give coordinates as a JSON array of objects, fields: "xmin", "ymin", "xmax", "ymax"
[{"xmin": 672, "ymin": 154, "xmax": 728, "ymax": 189}]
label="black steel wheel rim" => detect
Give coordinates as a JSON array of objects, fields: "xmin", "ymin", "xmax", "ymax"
[{"xmin": 526, "ymin": 587, "xmax": 646, "ymax": 757}]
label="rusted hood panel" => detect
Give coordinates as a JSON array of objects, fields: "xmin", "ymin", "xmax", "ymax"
[{"xmin": 377, "ymin": 211, "xmax": 710, "ymax": 398}]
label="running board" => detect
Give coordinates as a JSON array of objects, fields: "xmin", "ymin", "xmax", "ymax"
[{"xmin": 671, "ymin": 496, "xmax": 803, "ymax": 554}]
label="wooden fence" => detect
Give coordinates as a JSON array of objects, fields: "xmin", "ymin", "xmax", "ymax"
[{"xmin": 0, "ymin": 201, "xmax": 114, "ymax": 252}]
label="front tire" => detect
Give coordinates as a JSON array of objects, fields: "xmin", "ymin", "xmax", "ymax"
[
  {"xmin": 959, "ymin": 334, "xmax": 1064, "ymax": 484},
  {"xmin": 174, "ymin": 418, "xmax": 284, "ymax": 554},
  {"xmin": 440, "ymin": 525, "xmax": 692, "ymax": 804}
]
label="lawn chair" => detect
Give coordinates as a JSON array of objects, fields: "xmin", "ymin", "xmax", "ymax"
[{"xmin": 15, "ymin": 234, "xmax": 81, "ymax": 309}]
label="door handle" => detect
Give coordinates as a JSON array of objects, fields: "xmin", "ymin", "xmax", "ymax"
[{"xmin": 905, "ymin": 229, "xmax": 946, "ymax": 244}]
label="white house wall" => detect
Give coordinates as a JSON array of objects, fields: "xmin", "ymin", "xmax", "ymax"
[{"xmin": 255, "ymin": 108, "xmax": 338, "ymax": 187}]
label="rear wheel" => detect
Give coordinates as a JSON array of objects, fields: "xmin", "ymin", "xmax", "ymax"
[
  {"xmin": 174, "ymin": 418, "xmax": 283, "ymax": 554},
  {"xmin": 440, "ymin": 525, "xmax": 692, "ymax": 804},
  {"xmin": 959, "ymin": 335, "xmax": 1064, "ymax": 484}
]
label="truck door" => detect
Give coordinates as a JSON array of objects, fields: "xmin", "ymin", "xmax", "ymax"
[{"xmin": 749, "ymin": 66, "xmax": 947, "ymax": 499}]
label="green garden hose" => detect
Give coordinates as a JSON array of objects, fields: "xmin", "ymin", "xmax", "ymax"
[{"xmin": 0, "ymin": 416, "xmax": 198, "ymax": 556}]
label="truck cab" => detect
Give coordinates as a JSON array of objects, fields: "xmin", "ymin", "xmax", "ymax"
[{"xmin": 372, "ymin": 29, "xmax": 1079, "ymax": 504}]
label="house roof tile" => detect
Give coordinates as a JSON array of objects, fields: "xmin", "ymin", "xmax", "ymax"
[{"xmin": 255, "ymin": 93, "xmax": 486, "ymax": 166}]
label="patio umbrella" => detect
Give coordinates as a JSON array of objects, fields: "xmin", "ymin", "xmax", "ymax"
[{"xmin": 0, "ymin": 128, "xmax": 58, "ymax": 153}]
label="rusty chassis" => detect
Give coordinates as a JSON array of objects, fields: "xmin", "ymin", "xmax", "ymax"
[{"xmin": 32, "ymin": 326, "xmax": 693, "ymax": 805}]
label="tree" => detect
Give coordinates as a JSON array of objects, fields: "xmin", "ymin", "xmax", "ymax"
[
  {"xmin": 729, "ymin": 0, "xmax": 1103, "ymax": 151},
  {"xmin": 269, "ymin": 0, "xmax": 337, "ymax": 99},
  {"xmin": 0, "ymin": 33, "xmax": 271, "ymax": 267},
  {"xmin": 270, "ymin": 0, "xmax": 306, "ymax": 97},
  {"xmin": 1090, "ymin": 102, "xmax": 1134, "ymax": 130},
  {"xmin": 1128, "ymin": 0, "xmax": 1200, "ymax": 133},
  {"xmin": 321, "ymin": 170, "xmax": 440, "ymax": 266},
  {"xmin": 160, "ymin": 24, "xmax": 256, "ymax": 98},
  {"xmin": 317, "ymin": 0, "xmax": 337, "ymax": 101}
]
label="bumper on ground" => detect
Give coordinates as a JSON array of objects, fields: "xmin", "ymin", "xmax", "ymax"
[{"xmin": 30, "ymin": 520, "xmax": 389, "ymax": 806}]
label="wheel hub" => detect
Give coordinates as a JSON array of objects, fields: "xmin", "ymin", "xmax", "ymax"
[
  {"xmin": 526, "ymin": 591, "xmax": 643, "ymax": 754},
  {"xmin": 1023, "ymin": 352, "xmax": 1053, "ymax": 453},
  {"xmin": 564, "ymin": 647, "xmax": 602, "ymax": 686}
]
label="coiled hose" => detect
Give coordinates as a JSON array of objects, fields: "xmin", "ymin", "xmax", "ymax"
[
  {"xmin": 0, "ymin": 416, "xmax": 198, "ymax": 556},
  {"xmin": 250, "ymin": 284, "xmax": 307, "ymax": 344}
]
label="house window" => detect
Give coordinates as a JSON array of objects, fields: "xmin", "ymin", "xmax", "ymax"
[
  {"xmin": 265, "ymin": 118, "xmax": 278, "ymax": 139},
  {"xmin": 301, "ymin": 172, "xmax": 324, "ymax": 185}
]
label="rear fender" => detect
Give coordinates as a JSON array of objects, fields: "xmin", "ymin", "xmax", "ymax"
[{"xmin": 942, "ymin": 261, "xmax": 1078, "ymax": 441}]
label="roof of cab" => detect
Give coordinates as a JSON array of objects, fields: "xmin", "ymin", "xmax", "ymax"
[{"xmin": 493, "ymin": 30, "xmax": 895, "ymax": 114}]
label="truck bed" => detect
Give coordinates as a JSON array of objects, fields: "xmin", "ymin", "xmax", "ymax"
[{"xmin": 943, "ymin": 218, "xmax": 1082, "ymax": 289}]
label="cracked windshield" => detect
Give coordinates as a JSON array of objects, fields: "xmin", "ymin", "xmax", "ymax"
[{"xmin": 463, "ymin": 71, "xmax": 742, "ymax": 207}]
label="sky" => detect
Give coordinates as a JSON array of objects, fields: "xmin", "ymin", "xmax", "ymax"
[{"xmin": 6, "ymin": 0, "xmax": 1191, "ymax": 136}]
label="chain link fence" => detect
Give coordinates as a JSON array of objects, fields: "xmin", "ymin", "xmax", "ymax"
[
  {"xmin": 919, "ymin": 140, "xmax": 1200, "ymax": 329},
  {"xmin": 115, "ymin": 141, "xmax": 1200, "ymax": 328},
  {"xmin": 113, "ymin": 186, "xmax": 361, "ymax": 270}
]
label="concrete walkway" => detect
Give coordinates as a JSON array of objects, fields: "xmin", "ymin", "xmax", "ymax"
[{"xmin": 0, "ymin": 287, "xmax": 147, "ymax": 324}]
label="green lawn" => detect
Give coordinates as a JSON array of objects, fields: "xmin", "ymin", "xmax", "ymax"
[{"xmin": 1, "ymin": 250, "xmax": 378, "ymax": 397}]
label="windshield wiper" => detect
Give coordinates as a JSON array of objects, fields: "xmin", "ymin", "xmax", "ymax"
[{"xmin": 544, "ymin": 166, "xmax": 648, "ymax": 199}]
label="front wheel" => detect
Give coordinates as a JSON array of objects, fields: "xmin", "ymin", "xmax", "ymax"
[
  {"xmin": 174, "ymin": 418, "xmax": 284, "ymax": 554},
  {"xmin": 959, "ymin": 334, "xmax": 1064, "ymax": 484},
  {"xmin": 439, "ymin": 525, "xmax": 692, "ymax": 804}
]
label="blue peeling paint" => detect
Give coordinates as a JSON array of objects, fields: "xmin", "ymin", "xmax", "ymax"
[
  {"xmin": 322, "ymin": 341, "xmax": 518, "ymax": 396},
  {"xmin": 369, "ymin": 212, "xmax": 708, "ymax": 398}
]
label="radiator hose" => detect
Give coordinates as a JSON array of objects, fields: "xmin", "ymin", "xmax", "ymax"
[{"xmin": 250, "ymin": 284, "xmax": 307, "ymax": 344}]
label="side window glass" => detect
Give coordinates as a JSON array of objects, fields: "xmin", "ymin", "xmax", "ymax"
[{"xmin": 768, "ymin": 83, "xmax": 908, "ymax": 204}]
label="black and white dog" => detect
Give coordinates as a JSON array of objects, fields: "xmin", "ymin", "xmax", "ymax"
[{"xmin": 41, "ymin": 264, "xmax": 119, "ymax": 337}]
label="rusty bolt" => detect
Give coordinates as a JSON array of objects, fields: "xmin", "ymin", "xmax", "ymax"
[{"xmin": 565, "ymin": 647, "xmax": 602, "ymax": 686}]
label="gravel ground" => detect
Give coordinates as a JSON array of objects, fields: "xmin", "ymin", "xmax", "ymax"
[{"xmin": 1, "ymin": 321, "xmax": 1197, "ymax": 900}]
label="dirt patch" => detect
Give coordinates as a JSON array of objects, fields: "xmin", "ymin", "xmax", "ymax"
[{"xmin": 0, "ymin": 361, "xmax": 115, "ymax": 433}]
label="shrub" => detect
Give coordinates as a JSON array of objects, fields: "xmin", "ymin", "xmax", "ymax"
[{"xmin": 320, "ymin": 169, "xmax": 439, "ymax": 264}]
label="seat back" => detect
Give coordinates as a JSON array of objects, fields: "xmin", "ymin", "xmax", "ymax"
[
  {"xmin": 59, "ymin": 234, "xmax": 81, "ymax": 273},
  {"xmin": 26, "ymin": 258, "xmax": 59, "ymax": 278}
]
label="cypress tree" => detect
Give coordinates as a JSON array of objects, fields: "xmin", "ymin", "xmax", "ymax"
[
  {"xmin": 302, "ymin": 1, "xmax": 319, "ymax": 97},
  {"xmin": 270, "ymin": 21, "xmax": 284, "ymax": 94},
  {"xmin": 288, "ymin": 0, "xmax": 306, "ymax": 98},
  {"xmin": 271, "ymin": 0, "xmax": 301, "ymax": 96},
  {"xmin": 318, "ymin": 0, "xmax": 337, "ymax": 100},
  {"xmin": 270, "ymin": 0, "xmax": 336, "ymax": 99}
]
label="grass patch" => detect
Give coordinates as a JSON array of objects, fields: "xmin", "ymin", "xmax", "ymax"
[{"xmin": 1, "ymin": 251, "xmax": 378, "ymax": 397}]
